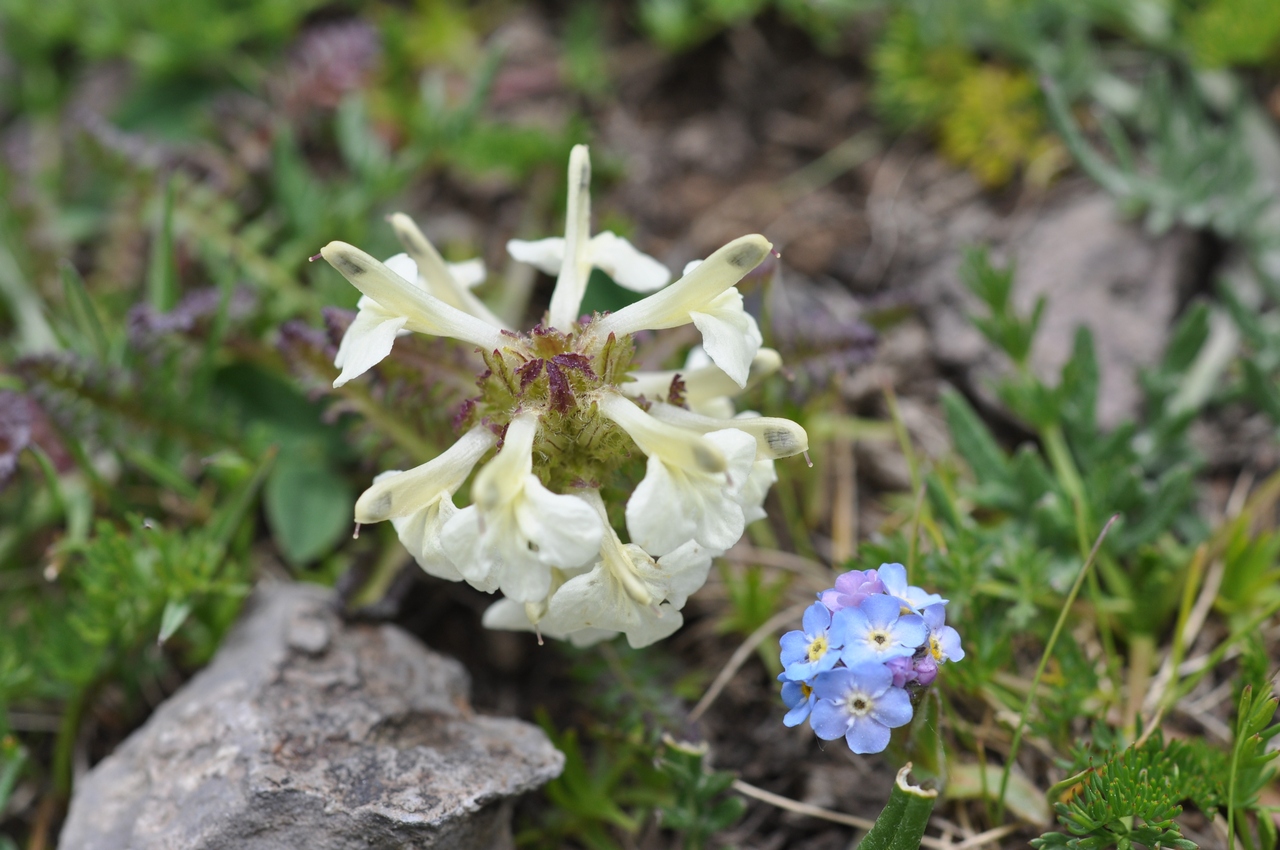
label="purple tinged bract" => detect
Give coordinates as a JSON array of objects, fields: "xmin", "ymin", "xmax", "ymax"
[{"xmin": 810, "ymin": 663, "xmax": 914, "ymax": 754}]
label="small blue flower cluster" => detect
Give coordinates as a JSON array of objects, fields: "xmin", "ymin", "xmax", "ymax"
[{"xmin": 777, "ymin": 563, "xmax": 963, "ymax": 754}]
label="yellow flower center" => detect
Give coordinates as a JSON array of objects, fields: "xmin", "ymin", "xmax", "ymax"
[
  {"xmin": 800, "ymin": 682, "xmax": 813, "ymax": 699},
  {"xmin": 867, "ymin": 629, "xmax": 891, "ymax": 650},
  {"xmin": 845, "ymin": 692, "xmax": 872, "ymax": 717},
  {"xmin": 930, "ymin": 635, "xmax": 944, "ymax": 661},
  {"xmin": 807, "ymin": 634, "xmax": 829, "ymax": 662}
]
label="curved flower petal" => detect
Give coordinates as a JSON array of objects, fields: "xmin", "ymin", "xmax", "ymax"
[
  {"xmin": 391, "ymin": 496, "xmax": 463, "ymax": 582},
  {"xmin": 332, "ymin": 304, "xmax": 407, "ymax": 387},
  {"xmin": 624, "ymin": 427, "xmax": 756, "ymax": 556},
  {"xmin": 596, "ymin": 392, "xmax": 726, "ymax": 475},
  {"xmin": 506, "ymin": 237, "xmax": 566, "ymax": 275},
  {"xmin": 444, "ymin": 412, "xmax": 602, "ymax": 602},
  {"xmin": 647, "ymin": 402, "xmax": 808, "ymax": 461},
  {"xmin": 388, "ymin": 214, "xmax": 506, "ymax": 327},
  {"xmin": 594, "ymin": 234, "xmax": 770, "ymax": 339},
  {"xmin": 587, "ymin": 231, "xmax": 670, "ymax": 292},
  {"xmin": 447, "ymin": 258, "xmax": 486, "ymax": 289},
  {"xmin": 481, "ymin": 598, "xmax": 619, "ymax": 647},
  {"xmin": 320, "ymin": 241, "xmax": 508, "ymax": 351},
  {"xmin": 354, "ymin": 426, "xmax": 497, "ymax": 523},
  {"xmin": 621, "ymin": 348, "xmax": 783, "ymax": 415},
  {"xmin": 688, "ymin": 288, "xmax": 763, "ymax": 387},
  {"xmin": 547, "ymin": 145, "xmax": 594, "ymax": 330},
  {"xmin": 736, "ymin": 459, "xmax": 777, "ymax": 525}
]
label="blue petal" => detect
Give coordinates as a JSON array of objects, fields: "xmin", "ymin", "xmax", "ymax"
[
  {"xmin": 783, "ymin": 695, "xmax": 814, "ymax": 727},
  {"xmin": 830, "ymin": 605, "xmax": 868, "ymax": 645},
  {"xmin": 801, "ymin": 601, "xmax": 832, "ymax": 635},
  {"xmin": 846, "ymin": 716, "xmax": 891, "ymax": 754},
  {"xmin": 923, "ymin": 603, "xmax": 946, "ymax": 630},
  {"xmin": 844, "ymin": 661, "xmax": 892, "ymax": 694},
  {"xmin": 877, "ymin": 563, "xmax": 908, "ymax": 595},
  {"xmin": 779, "ymin": 630, "xmax": 808, "ymax": 667},
  {"xmin": 860, "ymin": 594, "xmax": 902, "ymax": 627},
  {"xmin": 892, "ymin": 614, "xmax": 927, "ymax": 648},
  {"xmin": 781, "ymin": 680, "xmax": 805, "ymax": 709},
  {"xmin": 810, "ymin": 698, "xmax": 850, "ymax": 740},
  {"xmin": 872, "ymin": 686, "xmax": 914, "ymax": 729},
  {"xmin": 811, "ymin": 667, "xmax": 856, "ymax": 701},
  {"xmin": 940, "ymin": 626, "xmax": 965, "ymax": 661}
]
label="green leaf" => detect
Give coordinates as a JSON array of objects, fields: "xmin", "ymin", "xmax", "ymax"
[
  {"xmin": 264, "ymin": 458, "xmax": 353, "ymax": 566},
  {"xmin": 941, "ymin": 389, "xmax": 1010, "ymax": 487},
  {"xmin": 157, "ymin": 598, "xmax": 192, "ymax": 645},
  {"xmin": 147, "ymin": 177, "xmax": 178, "ymax": 312}
]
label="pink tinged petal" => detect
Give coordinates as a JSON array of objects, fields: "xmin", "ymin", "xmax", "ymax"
[
  {"xmin": 885, "ymin": 656, "xmax": 916, "ymax": 688},
  {"xmin": 595, "ymin": 235, "xmax": 772, "ymax": 338},
  {"xmin": 320, "ymin": 241, "xmax": 507, "ymax": 350},
  {"xmin": 547, "ymin": 145, "xmax": 594, "ymax": 330},
  {"xmin": 587, "ymin": 231, "xmax": 671, "ymax": 292},
  {"xmin": 333, "ymin": 307, "xmax": 408, "ymax": 387},
  {"xmin": 388, "ymin": 213, "xmax": 506, "ymax": 327},
  {"xmin": 846, "ymin": 717, "xmax": 892, "ymax": 754},
  {"xmin": 688, "ymin": 288, "xmax": 763, "ymax": 387},
  {"xmin": 353, "ymin": 427, "xmax": 497, "ymax": 523},
  {"xmin": 915, "ymin": 655, "xmax": 938, "ymax": 686}
]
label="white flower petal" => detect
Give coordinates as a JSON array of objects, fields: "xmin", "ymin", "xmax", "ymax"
[
  {"xmin": 550, "ymin": 566, "xmax": 685, "ymax": 649},
  {"xmin": 735, "ymin": 459, "xmax": 777, "ymax": 525},
  {"xmin": 462, "ymin": 413, "xmax": 603, "ymax": 603},
  {"xmin": 547, "ymin": 145, "xmax": 594, "ymax": 330},
  {"xmin": 688, "ymin": 288, "xmax": 763, "ymax": 387},
  {"xmin": 506, "ymin": 237, "xmax": 566, "ymax": 275},
  {"xmin": 594, "ymin": 234, "xmax": 770, "ymax": 337},
  {"xmin": 391, "ymin": 497, "xmax": 464, "ymax": 581},
  {"xmin": 682, "ymin": 259, "xmax": 703, "ymax": 277},
  {"xmin": 447, "ymin": 258, "xmax": 487, "ymax": 289},
  {"xmin": 587, "ymin": 232, "xmax": 671, "ymax": 292},
  {"xmin": 382, "ymin": 252, "xmax": 421, "ymax": 286},
  {"xmin": 647, "ymin": 402, "xmax": 808, "ymax": 460},
  {"xmin": 596, "ymin": 392, "xmax": 726, "ymax": 475},
  {"xmin": 439, "ymin": 505, "xmax": 501, "ymax": 592},
  {"xmin": 624, "ymin": 458, "xmax": 697, "ymax": 557},
  {"xmin": 332, "ymin": 306, "xmax": 407, "ymax": 388},
  {"xmin": 389, "ymin": 214, "xmax": 506, "ymax": 327},
  {"xmin": 624, "ymin": 427, "xmax": 755, "ymax": 556},
  {"xmin": 320, "ymin": 241, "xmax": 507, "ymax": 350},
  {"xmin": 620, "ymin": 348, "xmax": 783, "ymax": 412},
  {"xmin": 353, "ymin": 427, "xmax": 497, "ymax": 523},
  {"xmin": 651, "ymin": 540, "xmax": 715, "ymax": 610},
  {"xmin": 481, "ymin": 598, "xmax": 619, "ymax": 647}
]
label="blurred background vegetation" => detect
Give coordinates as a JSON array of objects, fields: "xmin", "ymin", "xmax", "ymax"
[{"xmin": 2, "ymin": 0, "xmax": 1280, "ymax": 847}]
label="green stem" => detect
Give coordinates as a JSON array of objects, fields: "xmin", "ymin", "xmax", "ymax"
[
  {"xmin": 858, "ymin": 764, "xmax": 938, "ymax": 850},
  {"xmin": 995, "ymin": 514, "xmax": 1119, "ymax": 824}
]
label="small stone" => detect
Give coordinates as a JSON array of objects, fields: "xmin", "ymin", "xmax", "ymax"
[{"xmin": 59, "ymin": 583, "xmax": 564, "ymax": 850}]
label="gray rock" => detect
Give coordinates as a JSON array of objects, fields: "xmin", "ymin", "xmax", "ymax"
[
  {"xmin": 863, "ymin": 152, "xmax": 1201, "ymax": 428},
  {"xmin": 59, "ymin": 583, "xmax": 564, "ymax": 850}
]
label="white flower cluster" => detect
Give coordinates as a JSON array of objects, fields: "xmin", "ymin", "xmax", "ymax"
[{"xmin": 321, "ymin": 145, "xmax": 808, "ymax": 648}]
